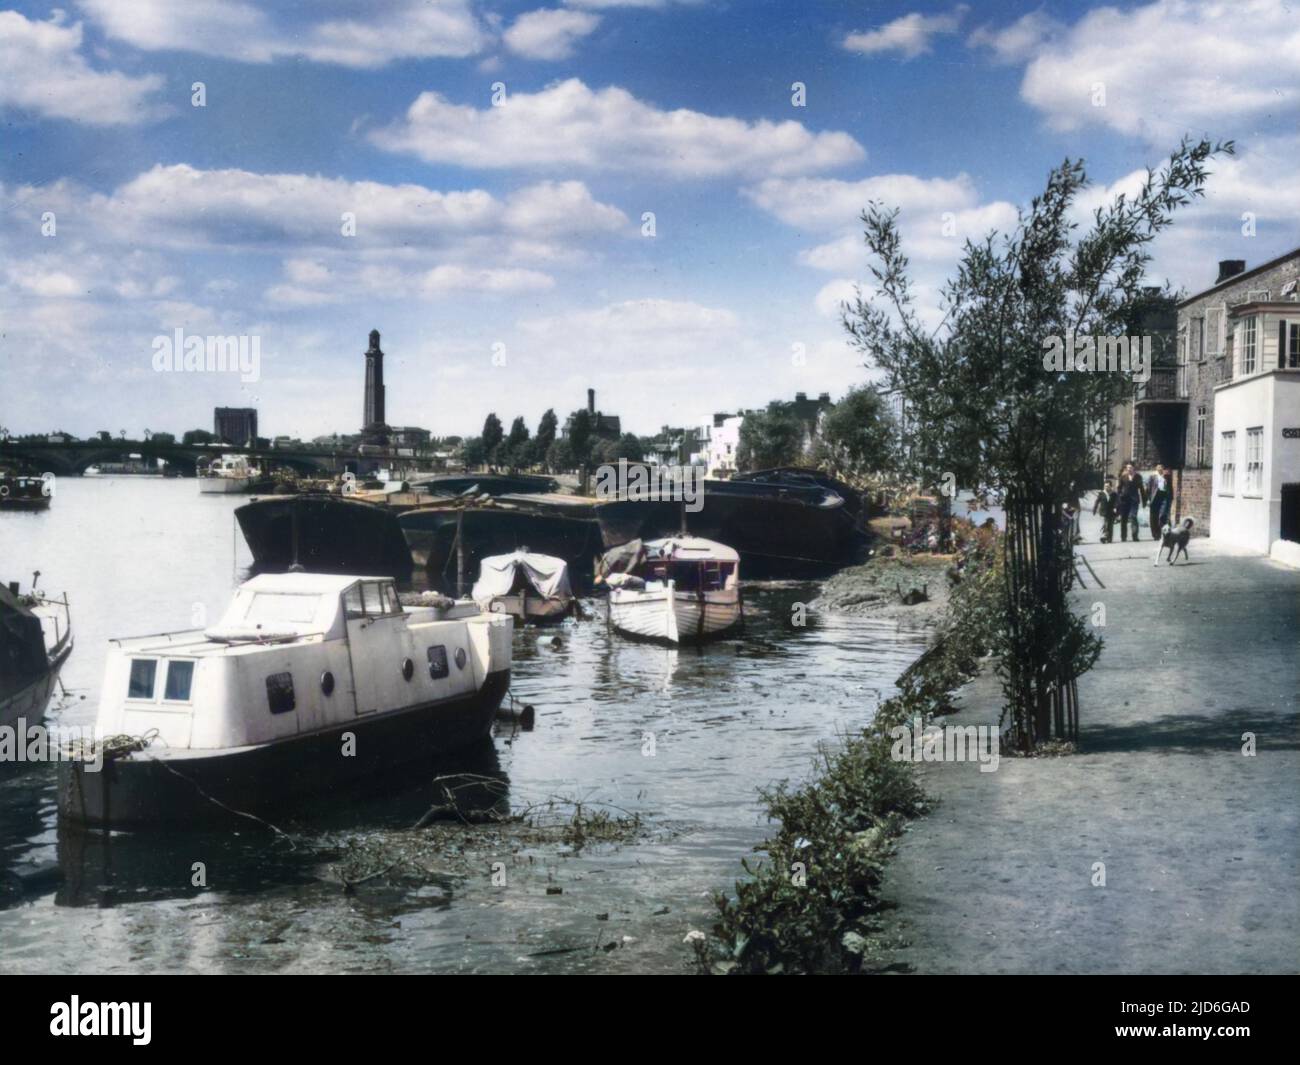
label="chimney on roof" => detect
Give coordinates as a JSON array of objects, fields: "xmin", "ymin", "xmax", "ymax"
[
  {"xmin": 587, "ymin": 388, "xmax": 595, "ymax": 414},
  {"xmin": 818, "ymin": 392, "xmax": 831, "ymax": 404},
  {"xmin": 795, "ymin": 392, "xmax": 807, "ymax": 403},
  {"xmin": 1217, "ymin": 260, "xmax": 1246, "ymax": 285}
]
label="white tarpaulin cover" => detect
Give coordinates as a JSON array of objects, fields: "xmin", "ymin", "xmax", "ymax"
[{"xmin": 472, "ymin": 551, "xmax": 572, "ymax": 604}]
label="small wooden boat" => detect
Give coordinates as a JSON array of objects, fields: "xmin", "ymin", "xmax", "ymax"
[
  {"xmin": 472, "ymin": 551, "xmax": 575, "ymax": 625},
  {"xmin": 0, "ymin": 473, "xmax": 52, "ymax": 511},
  {"xmin": 57, "ymin": 572, "xmax": 511, "ymax": 829},
  {"xmin": 1, "ymin": 579, "xmax": 73, "ymax": 732},
  {"xmin": 597, "ymin": 536, "xmax": 741, "ymax": 644}
]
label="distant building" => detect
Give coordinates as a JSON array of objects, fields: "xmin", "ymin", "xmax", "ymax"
[
  {"xmin": 390, "ymin": 426, "xmax": 431, "ymax": 450},
  {"xmin": 788, "ymin": 391, "xmax": 835, "ymax": 453},
  {"xmin": 562, "ymin": 388, "xmax": 621, "ymax": 442},
  {"xmin": 361, "ymin": 329, "xmax": 390, "ymax": 445},
  {"xmin": 214, "ymin": 407, "xmax": 258, "ymax": 446},
  {"xmin": 702, "ymin": 413, "xmax": 744, "ymax": 478}
]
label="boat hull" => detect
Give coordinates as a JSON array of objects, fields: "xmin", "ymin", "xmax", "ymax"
[
  {"xmin": 608, "ymin": 588, "xmax": 740, "ymax": 644},
  {"xmin": 0, "ymin": 496, "xmax": 51, "ymax": 511},
  {"xmin": 198, "ymin": 476, "xmax": 257, "ymax": 494},
  {"xmin": 482, "ymin": 594, "xmax": 573, "ymax": 625},
  {"xmin": 57, "ymin": 669, "xmax": 510, "ymax": 829},
  {"xmin": 236, "ymin": 494, "xmax": 414, "ymax": 579},
  {"xmin": 595, "ymin": 486, "xmax": 862, "ymax": 578}
]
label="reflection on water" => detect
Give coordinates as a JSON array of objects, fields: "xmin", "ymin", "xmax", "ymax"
[{"xmin": 0, "ymin": 478, "xmax": 927, "ymax": 973}]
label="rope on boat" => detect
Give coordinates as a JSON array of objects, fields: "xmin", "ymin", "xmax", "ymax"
[{"xmin": 62, "ymin": 729, "xmax": 295, "ymax": 845}]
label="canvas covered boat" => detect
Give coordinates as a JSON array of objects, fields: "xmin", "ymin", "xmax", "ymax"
[
  {"xmin": 472, "ymin": 550, "xmax": 575, "ymax": 625},
  {"xmin": 597, "ymin": 536, "xmax": 741, "ymax": 644}
]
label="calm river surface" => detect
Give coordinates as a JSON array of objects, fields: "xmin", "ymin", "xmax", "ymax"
[{"xmin": 0, "ymin": 477, "xmax": 926, "ymax": 973}]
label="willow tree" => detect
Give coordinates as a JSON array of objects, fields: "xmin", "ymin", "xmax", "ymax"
[{"xmin": 842, "ymin": 137, "xmax": 1232, "ymax": 749}]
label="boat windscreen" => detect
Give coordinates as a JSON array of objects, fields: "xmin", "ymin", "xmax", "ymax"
[{"xmin": 245, "ymin": 592, "xmax": 320, "ymax": 624}]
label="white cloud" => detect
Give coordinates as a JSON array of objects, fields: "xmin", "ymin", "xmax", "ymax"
[
  {"xmin": 0, "ymin": 11, "xmax": 165, "ymax": 125},
  {"xmin": 843, "ymin": 6, "xmax": 967, "ymax": 60},
  {"xmin": 77, "ymin": 0, "xmax": 490, "ymax": 68},
  {"xmin": 973, "ymin": 0, "xmax": 1300, "ymax": 141},
  {"xmin": 504, "ymin": 9, "xmax": 601, "ymax": 60},
  {"xmin": 371, "ymin": 78, "xmax": 864, "ymax": 178},
  {"xmin": 80, "ymin": 164, "xmax": 627, "ymax": 251},
  {"xmin": 814, "ymin": 279, "xmax": 859, "ymax": 318},
  {"xmin": 967, "ymin": 10, "xmax": 1062, "ymax": 65}
]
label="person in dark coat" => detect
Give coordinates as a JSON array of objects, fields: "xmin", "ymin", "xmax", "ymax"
[
  {"xmin": 1115, "ymin": 462, "xmax": 1146, "ymax": 543},
  {"xmin": 1146, "ymin": 464, "xmax": 1172, "ymax": 540},
  {"xmin": 1092, "ymin": 477, "xmax": 1118, "ymax": 543}
]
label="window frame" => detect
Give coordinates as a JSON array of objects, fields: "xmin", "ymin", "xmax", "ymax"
[
  {"xmin": 162, "ymin": 659, "xmax": 196, "ymax": 703},
  {"xmin": 265, "ymin": 671, "xmax": 296, "ymax": 715},
  {"xmin": 1219, "ymin": 430, "xmax": 1237, "ymax": 496},
  {"xmin": 1244, "ymin": 427, "xmax": 1264, "ymax": 498},
  {"xmin": 127, "ymin": 658, "xmax": 159, "ymax": 701},
  {"xmin": 1241, "ymin": 316, "xmax": 1258, "ymax": 375},
  {"xmin": 427, "ymin": 645, "xmax": 450, "ymax": 680}
]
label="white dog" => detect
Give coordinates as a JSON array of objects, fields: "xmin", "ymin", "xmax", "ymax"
[{"xmin": 1154, "ymin": 517, "xmax": 1195, "ymax": 566}]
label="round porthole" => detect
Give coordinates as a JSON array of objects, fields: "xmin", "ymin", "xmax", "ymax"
[
  {"xmin": 454, "ymin": 647, "xmax": 467, "ymax": 670},
  {"xmin": 401, "ymin": 658, "xmax": 414, "ymax": 681},
  {"xmin": 320, "ymin": 671, "xmax": 335, "ymax": 695}
]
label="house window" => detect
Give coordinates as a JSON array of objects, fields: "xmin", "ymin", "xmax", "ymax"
[
  {"xmin": 1247, "ymin": 289, "xmax": 1270, "ymax": 303},
  {"xmin": 1206, "ymin": 307, "xmax": 1223, "ymax": 355},
  {"xmin": 163, "ymin": 660, "xmax": 195, "ymax": 701},
  {"xmin": 266, "ymin": 672, "xmax": 296, "ymax": 714},
  {"xmin": 1195, "ymin": 407, "xmax": 1207, "ymax": 468},
  {"xmin": 1191, "ymin": 317, "xmax": 1203, "ymax": 361},
  {"xmin": 127, "ymin": 659, "xmax": 157, "ymax": 700},
  {"xmin": 1245, "ymin": 428, "xmax": 1264, "ymax": 497},
  {"xmin": 1220, "ymin": 431, "xmax": 1236, "ymax": 495},
  {"xmin": 1241, "ymin": 317, "xmax": 1258, "ymax": 375},
  {"xmin": 1285, "ymin": 322, "xmax": 1300, "ymax": 369}
]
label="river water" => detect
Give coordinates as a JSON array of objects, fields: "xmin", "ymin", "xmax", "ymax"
[{"xmin": 0, "ymin": 477, "xmax": 927, "ymax": 973}]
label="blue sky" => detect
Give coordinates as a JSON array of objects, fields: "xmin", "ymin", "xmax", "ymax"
[{"xmin": 2, "ymin": 0, "xmax": 1297, "ymax": 441}]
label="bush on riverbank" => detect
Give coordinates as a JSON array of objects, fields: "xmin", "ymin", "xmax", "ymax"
[{"xmin": 697, "ymin": 548, "xmax": 1003, "ymax": 974}]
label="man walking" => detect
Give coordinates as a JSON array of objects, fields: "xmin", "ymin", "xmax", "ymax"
[
  {"xmin": 1093, "ymin": 476, "xmax": 1118, "ymax": 543},
  {"xmin": 1146, "ymin": 464, "xmax": 1172, "ymax": 540},
  {"xmin": 1116, "ymin": 462, "xmax": 1145, "ymax": 543}
]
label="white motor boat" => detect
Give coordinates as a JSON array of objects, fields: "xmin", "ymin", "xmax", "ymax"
[
  {"xmin": 472, "ymin": 550, "xmax": 575, "ymax": 625},
  {"xmin": 198, "ymin": 453, "xmax": 258, "ymax": 493},
  {"xmin": 598, "ymin": 536, "xmax": 741, "ymax": 644},
  {"xmin": 57, "ymin": 572, "xmax": 511, "ymax": 828}
]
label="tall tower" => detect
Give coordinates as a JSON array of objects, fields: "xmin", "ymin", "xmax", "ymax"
[{"xmin": 363, "ymin": 328, "xmax": 385, "ymax": 430}]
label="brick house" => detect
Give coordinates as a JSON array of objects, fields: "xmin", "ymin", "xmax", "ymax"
[{"xmin": 1175, "ymin": 250, "xmax": 1300, "ymax": 540}]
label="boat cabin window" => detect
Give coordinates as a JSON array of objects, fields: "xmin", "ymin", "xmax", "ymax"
[
  {"xmin": 163, "ymin": 660, "xmax": 195, "ymax": 701},
  {"xmin": 266, "ymin": 672, "xmax": 296, "ymax": 715},
  {"xmin": 427, "ymin": 645, "xmax": 449, "ymax": 679},
  {"xmin": 346, "ymin": 581, "xmax": 401, "ymax": 619},
  {"xmin": 245, "ymin": 592, "xmax": 319, "ymax": 624},
  {"xmin": 127, "ymin": 659, "xmax": 157, "ymax": 700}
]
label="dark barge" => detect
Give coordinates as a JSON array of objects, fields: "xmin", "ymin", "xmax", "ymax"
[
  {"xmin": 235, "ymin": 494, "xmax": 414, "ymax": 580},
  {"xmin": 594, "ymin": 474, "xmax": 865, "ymax": 578},
  {"xmin": 399, "ymin": 494, "xmax": 604, "ymax": 594}
]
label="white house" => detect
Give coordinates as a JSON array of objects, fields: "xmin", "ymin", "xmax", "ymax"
[
  {"xmin": 703, "ymin": 414, "xmax": 743, "ymax": 478},
  {"xmin": 1210, "ymin": 294, "xmax": 1300, "ymax": 565}
]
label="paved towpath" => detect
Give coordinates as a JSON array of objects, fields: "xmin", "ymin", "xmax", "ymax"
[{"xmin": 877, "ymin": 516, "xmax": 1300, "ymax": 974}]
